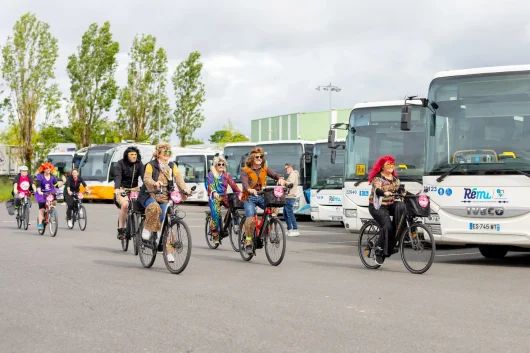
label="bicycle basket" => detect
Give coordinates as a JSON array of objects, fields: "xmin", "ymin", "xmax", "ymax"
[
  {"xmin": 263, "ymin": 188, "xmax": 286, "ymax": 207},
  {"xmin": 6, "ymin": 199, "xmax": 15, "ymax": 216},
  {"xmin": 404, "ymin": 194, "xmax": 430, "ymax": 218},
  {"xmin": 227, "ymin": 193, "xmax": 244, "ymax": 209}
]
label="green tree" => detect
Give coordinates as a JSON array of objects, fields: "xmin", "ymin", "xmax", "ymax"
[
  {"xmin": 67, "ymin": 21, "xmax": 119, "ymax": 148},
  {"xmin": 172, "ymin": 51, "xmax": 206, "ymax": 147},
  {"xmin": 210, "ymin": 119, "xmax": 249, "ymax": 147},
  {"xmin": 186, "ymin": 137, "xmax": 204, "ymax": 145},
  {"xmin": 117, "ymin": 34, "xmax": 171, "ymax": 144},
  {"xmin": 0, "ymin": 13, "xmax": 61, "ymax": 172},
  {"xmin": 209, "ymin": 130, "xmax": 230, "ymax": 143},
  {"xmin": 91, "ymin": 119, "xmax": 126, "ymax": 144}
]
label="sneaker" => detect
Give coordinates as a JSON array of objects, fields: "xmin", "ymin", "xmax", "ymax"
[
  {"xmin": 290, "ymin": 230, "xmax": 300, "ymax": 237},
  {"xmin": 142, "ymin": 229, "xmax": 151, "ymax": 241},
  {"xmin": 117, "ymin": 228, "xmax": 125, "ymax": 240},
  {"xmin": 67, "ymin": 219, "xmax": 73, "ymax": 228},
  {"xmin": 374, "ymin": 247, "xmax": 385, "ymax": 265},
  {"xmin": 213, "ymin": 235, "xmax": 220, "ymax": 244},
  {"xmin": 391, "ymin": 247, "xmax": 399, "ymax": 255},
  {"xmin": 38, "ymin": 224, "xmax": 43, "ymax": 230},
  {"xmin": 244, "ymin": 240, "xmax": 253, "ymax": 254},
  {"xmin": 166, "ymin": 253, "xmax": 175, "ymax": 263}
]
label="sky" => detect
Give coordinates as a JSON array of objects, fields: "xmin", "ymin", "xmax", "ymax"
[{"xmin": 2, "ymin": 0, "xmax": 530, "ymax": 145}]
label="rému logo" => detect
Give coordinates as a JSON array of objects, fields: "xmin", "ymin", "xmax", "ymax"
[{"xmin": 464, "ymin": 188, "xmax": 492, "ymax": 200}]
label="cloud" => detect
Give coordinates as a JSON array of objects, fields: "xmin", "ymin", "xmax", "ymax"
[{"xmin": 2, "ymin": 0, "xmax": 530, "ymax": 142}]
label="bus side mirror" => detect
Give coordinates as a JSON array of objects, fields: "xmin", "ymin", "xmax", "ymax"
[
  {"xmin": 328, "ymin": 129, "xmax": 336, "ymax": 148},
  {"xmin": 401, "ymin": 105, "xmax": 412, "ymax": 131},
  {"xmin": 331, "ymin": 150, "xmax": 336, "ymax": 164},
  {"xmin": 109, "ymin": 165, "xmax": 115, "ymax": 181}
]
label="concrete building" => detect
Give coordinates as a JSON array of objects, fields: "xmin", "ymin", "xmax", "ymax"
[{"xmin": 250, "ymin": 108, "xmax": 351, "ymax": 142}]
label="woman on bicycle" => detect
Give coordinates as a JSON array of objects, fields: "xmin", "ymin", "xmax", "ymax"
[
  {"xmin": 240, "ymin": 147, "xmax": 284, "ymax": 254},
  {"xmin": 12, "ymin": 165, "xmax": 36, "ymax": 207},
  {"xmin": 368, "ymin": 155, "xmax": 406, "ymax": 265},
  {"xmin": 64, "ymin": 169, "xmax": 91, "ymax": 228},
  {"xmin": 206, "ymin": 156, "xmax": 241, "ymax": 244},
  {"xmin": 35, "ymin": 162, "xmax": 66, "ymax": 231},
  {"xmin": 138, "ymin": 142, "xmax": 190, "ymax": 261}
]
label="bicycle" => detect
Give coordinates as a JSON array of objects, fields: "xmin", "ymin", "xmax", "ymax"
[
  {"xmin": 238, "ymin": 184, "xmax": 292, "ymax": 266},
  {"xmin": 15, "ymin": 192, "xmax": 32, "ymax": 231},
  {"xmin": 136, "ymin": 185, "xmax": 196, "ymax": 274},
  {"xmin": 37, "ymin": 192, "xmax": 58, "ymax": 237},
  {"xmin": 205, "ymin": 192, "xmax": 243, "ymax": 252},
  {"xmin": 119, "ymin": 189, "xmax": 140, "ymax": 255},
  {"xmin": 358, "ymin": 192, "xmax": 435, "ymax": 274},
  {"xmin": 66, "ymin": 192, "xmax": 88, "ymax": 231}
]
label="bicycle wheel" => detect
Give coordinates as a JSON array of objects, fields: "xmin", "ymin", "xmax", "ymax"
[
  {"xmin": 400, "ymin": 222, "xmax": 435, "ymax": 274},
  {"xmin": 238, "ymin": 217, "xmax": 254, "ymax": 262},
  {"xmin": 23, "ymin": 204, "xmax": 30, "ymax": 230},
  {"xmin": 48, "ymin": 209, "xmax": 58, "ymax": 237},
  {"xmin": 77, "ymin": 205, "xmax": 87, "ymax": 231},
  {"xmin": 137, "ymin": 218, "xmax": 157, "ymax": 268},
  {"xmin": 265, "ymin": 218, "xmax": 286, "ymax": 266},
  {"xmin": 229, "ymin": 213, "xmax": 241, "ymax": 252},
  {"xmin": 204, "ymin": 215, "xmax": 219, "ymax": 249},
  {"xmin": 163, "ymin": 219, "xmax": 192, "ymax": 274},
  {"xmin": 16, "ymin": 207, "xmax": 22, "ymax": 229},
  {"xmin": 132, "ymin": 213, "xmax": 139, "ymax": 256},
  {"xmin": 358, "ymin": 220, "xmax": 381, "ymax": 269},
  {"xmin": 121, "ymin": 217, "xmax": 129, "ymax": 252}
]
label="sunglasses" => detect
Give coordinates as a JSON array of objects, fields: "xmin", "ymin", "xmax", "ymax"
[
  {"xmin": 385, "ymin": 163, "xmax": 395, "ymax": 168},
  {"xmin": 162, "ymin": 150, "xmax": 172, "ymax": 156},
  {"xmin": 255, "ymin": 155, "xmax": 263, "ymax": 159},
  {"xmin": 128, "ymin": 153, "xmax": 137, "ymax": 157},
  {"xmin": 217, "ymin": 163, "xmax": 225, "ymax": 167}
]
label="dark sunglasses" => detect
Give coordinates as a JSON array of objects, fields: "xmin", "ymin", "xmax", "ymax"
[
  {"xmin": 255, "ymin": 155, "xmax": 263, "ymax": 159},
  {"xmin": 217, "ymin": 163, "xmax": 225, "ymax": 167}
]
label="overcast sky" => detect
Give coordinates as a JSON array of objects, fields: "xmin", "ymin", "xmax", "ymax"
[{"xmin": 2, "ymin": 0, "xmax": 530, "ymax": 144}]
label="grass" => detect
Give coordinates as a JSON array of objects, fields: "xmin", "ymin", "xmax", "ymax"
[{"xmin": 0, "ymin": 177, "xmax": 13, "ymax": 202}]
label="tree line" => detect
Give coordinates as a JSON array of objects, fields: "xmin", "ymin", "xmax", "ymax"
[{"xmin": 0, "ymin": 13, "xmax": 248, "ymax": 171}]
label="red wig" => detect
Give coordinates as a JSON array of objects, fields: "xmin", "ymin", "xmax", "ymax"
[
  {"xmin": 37, "ymin": 162, "xmax": 55, "ymax": 174},
  {"xmin": 368, "ymin": 155, "xmax": 397, "ymax": 183}
]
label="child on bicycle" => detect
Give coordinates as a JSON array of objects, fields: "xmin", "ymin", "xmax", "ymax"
[
  {"xmin": 368, "ymin": 155, "xmax": 406, "ymax": 265},
  {"xmin": 206, "ymin": 156, "xmax": 241, "ymax": 244}
]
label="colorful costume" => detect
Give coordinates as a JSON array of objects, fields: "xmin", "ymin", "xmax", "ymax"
[{"xmin": 206, "ymin": 171, "xmax": 240, "ymax": 240}]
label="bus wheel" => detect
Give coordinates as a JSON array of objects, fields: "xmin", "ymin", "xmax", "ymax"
[{"xmin": 478, "ymin": 245, "xmax": 508, "ymax": 259}]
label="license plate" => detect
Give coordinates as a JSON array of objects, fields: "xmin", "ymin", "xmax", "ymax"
[
  {"xmin": 331, "ymin": 216, "xmax": 343, "ymax": 221},
  {"xmin": 469, "ymin": 223, "xmax": 500, "ymax": 231}
]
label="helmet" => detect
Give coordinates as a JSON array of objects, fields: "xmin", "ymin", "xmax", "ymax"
[{"xmin": 20, "ymin": 166, "xmax": 28, "ymax": 172}]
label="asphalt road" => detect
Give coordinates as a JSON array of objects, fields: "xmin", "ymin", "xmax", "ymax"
[{"xmin": 1, "ymin": 202, "xmax": 529, "ymax": 353}]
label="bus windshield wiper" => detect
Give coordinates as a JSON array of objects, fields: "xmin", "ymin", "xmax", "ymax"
[
  {"xmin": 399, "ymin": 176, "xmax": 423, "ymax": 185},
  {"xmin": 316, "ymin": 183, "xmax": 340, "ymax": 193},
  {"xmin": 354, "ymin": 175, "xmax": 368, "ymax": 187},
  {"xmin": 436, "ymin": 164, "xmax": 468, "ymax": 183},
  {"xmin": 484, "ymin": 168, "xmax": 530, "ymax": 179}
]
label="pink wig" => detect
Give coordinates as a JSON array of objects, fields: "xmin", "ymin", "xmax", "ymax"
[{"xmin": 368, "ymin": 155, "xmax": 397, "ymax": 183}]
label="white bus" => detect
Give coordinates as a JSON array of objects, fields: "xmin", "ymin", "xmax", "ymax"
[
  {"xmin": 173, "ymin": 148, "xmax": 221, "ymax": 204},
  {"xmin": 257, "ymin": 140, "xmax": 314, "ymax": 216},
  {"xmin": 222, "ymin": 142, "xmax": 257, "ymax": 191},
  {"xmin": 402, "ymin": 65, "xmax": 530, "ymax": 258},
  {"xmin": 310, "ymin": 139, "xmax": 345, "ymax": 222},
  {"xmin": 79, "ymin": 143, "xmax": 155, "ymax": 201},
  {"xmin": 337, "ymin": 100, "xmax": 427, "ymax": 232}
]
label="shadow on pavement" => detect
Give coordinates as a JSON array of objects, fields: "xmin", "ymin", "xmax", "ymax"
[
  {"xmin": 76, "ymin": 245, "xmax": 125, "ymax": 254},
  {"xmin": 439, "ymin": 253, "xmax": 530, "ymax": 268}
]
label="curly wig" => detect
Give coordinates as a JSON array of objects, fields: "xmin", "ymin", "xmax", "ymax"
[
  {"xmin": 245, "ymin": 147, "xmax": 265, "ymax": 167},
  {"xmin": 368, "ymin": 155, "xmax": 397, "ymax": 183},
  {"xmin": 37, "ymin": 162, "xmax": 56, "ymax": 174}
]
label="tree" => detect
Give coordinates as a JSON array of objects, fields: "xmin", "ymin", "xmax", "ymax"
[
  {"xmin": 0, "ymin": 13, "xmax": 61, "ymax": 172},
  {"xmin": 210, "ymin": 119, "xmax": 249, "ymax": 147},
  {"xmin": 67, "ymin": 21, "xmax": 119, "ymax": 148},
  {"xmin": 186, "ymin": 138, "xmax": 204, "ymax": 145},
  {"xmin": 172, "ymin": 51, "xmax": 206, "ymax": 147},
  {"xmin": 117, "ymin": 34, "xmax": 171, "ymax": 144}
]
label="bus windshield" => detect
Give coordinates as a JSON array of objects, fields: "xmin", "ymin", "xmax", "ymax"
[
  {"xmin": 47, "ymin": 154, "xmax": 73, "ymax": 175},
  {"xmin": 426, "ymin": 72, "xmax": 530, "ymax": 175},
  {"xmin": 223, "ymin": 146, "xmax": 252, "ymax": 183},
  {"xmin": 259, "ymin": 143, "xmax": 303, "ymax": 186},
  {"xmin": 176, "ymin": 155, "xmax": 207, "ymax": 183},
  {"xmin": 345, "ymin": 106, "xmax": 426, "ymax": 181},
  {"xmin": 79, "ymin": 149, "xmax": 111, "ymax": 182},
  {"xmin": 311, "ymin": 143, "xmax": 345, "ymax": 189}
]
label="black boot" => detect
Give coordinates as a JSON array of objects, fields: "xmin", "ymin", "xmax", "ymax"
[{"xmin": 117, "ymin": 228, "xmax": 125, "ymax": 240}]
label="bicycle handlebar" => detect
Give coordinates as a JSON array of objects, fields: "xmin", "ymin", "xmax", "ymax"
[{"xmin": 256, "ymin": 184, "xmax": 294, "ymax": 196}]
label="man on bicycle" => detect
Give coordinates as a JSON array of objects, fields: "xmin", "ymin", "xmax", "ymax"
[
  {"xmin": 114, "ymin": 146, "xmax": 144, "ymax": 240},
  {"xmin": 240, "ymin": 147, "xmax": 285, "ymax": 254}
]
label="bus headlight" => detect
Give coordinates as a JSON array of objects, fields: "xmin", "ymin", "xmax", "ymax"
[
  {"xmin": 424, "ymin": 213, "xmax": 440, "ymax": 224},
  {"xmin": 311, "ymin": 207, "xmax": 319, "ymax": 213},
  {"xmin": 344, "ymin": 209, "xmax": 357, "ymax": 218}
]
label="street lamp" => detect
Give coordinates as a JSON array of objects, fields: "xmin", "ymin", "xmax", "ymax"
[
  {"xmin": 151, "ymin": 69, "xmax": 164, "ymax": 142},
  {"xmin": 316, "ymin": 83, "xmax": 341, "ymax": 122}
]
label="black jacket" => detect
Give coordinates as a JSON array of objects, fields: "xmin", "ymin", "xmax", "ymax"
[
  {"xmin": 114, "ymin": 146, "xmax": 144, "ymax": 189},
  {"xmin": 66, "ymin": 176, "xmax": 87, "ymax": 193}
]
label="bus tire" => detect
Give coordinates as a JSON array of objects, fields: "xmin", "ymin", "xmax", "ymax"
[{"xmin": 478, "ymin": 245, "xmax": 508, "ymax": 259}]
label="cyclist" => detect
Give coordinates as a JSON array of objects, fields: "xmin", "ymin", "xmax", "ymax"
[
  {"xmin": 367, "ymin": 155, "xmax": 406, "ymax": 265},
  {"xmin": 206, "ymin": 155, "xmax": 241, "ymax": 244},
  {"xmin": 35, "ymin": 162, "xmax": 66, "ymax": 231},
  {"xmin": 114, "ymin": 146, "xmax": 144, "ymax": 240},
  {"xmin": 240, "ymin": 147, "xmax": 285, "ymax": 254},
  {"xmin": 138, "ymin": 142, "xmax": 190, "ymax": 262},
  {"xmin": 12, "ymin": 166, "xmax": 37, "ymax": 219},
  {"xmin": 65, "ymin": 168, "xmax": 91, "ymax": 228}
]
